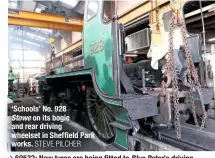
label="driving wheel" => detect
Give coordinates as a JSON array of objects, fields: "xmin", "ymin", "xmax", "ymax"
[{"xmin": 86, "ymin": 87, "xmax": 115, "ymax": 143}]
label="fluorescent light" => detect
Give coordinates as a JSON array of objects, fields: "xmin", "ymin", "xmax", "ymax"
[
  {"xmin": 36, "ymin": 36, "xmax": 46, "ymax": 40},
  {"xmin": 23, "ymin": 40, "xmax": 31, "ymax": 43},
  {"xmin": 208, "ymin": 38, "xmax": 215, "ymax": 42},
  {"xmin": 13, "ymin": 37, "xmax": 21, "ymax": 41},
  {"xmin": 26, "ymin": 33, "xmax": 46, "ymax": 41},
  {"xmin": 26, "ymin": 32, "xmax": 36, "ymax": 38},
  {"xmin": 40, "ymin": 29, "xmax": 52, "ymax": 34},
  {"xmin": 35, "ymin": 8, "xmax": 42, "ymax": 13},
  {"xmin": 23, "ymin": 40, "xmax": 40, "ymax": 47},
  {"xmin": 125, "ymin": 54, "xmax": 137, "ymax": 57}
]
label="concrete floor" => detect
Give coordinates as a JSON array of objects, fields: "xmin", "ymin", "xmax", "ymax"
[{"xmin": 8, "ymin": 96, "xmax": 118, "ymax": 151}]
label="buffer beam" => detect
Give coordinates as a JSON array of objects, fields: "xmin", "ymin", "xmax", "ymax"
[{"xmin": 8, "ymin": 9, "xmax": 83, "ymax": 32}]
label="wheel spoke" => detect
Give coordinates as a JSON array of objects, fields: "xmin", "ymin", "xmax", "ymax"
[
  {"xmin": 104, "ymin": 110, "xmax": 114, "ymax": 125},
  {"xmin": 95, "ymin": 107, "xmax": 99, "ymax": 119},
  {"xmin": 92, "ymin": 110, "xmax": 99, "ymax": 128},
  {"xmin": 105, "ymin": 106, "xmax": 115, "ymax": 119},
  {"xmin": 97, "ymin": 109, "xmax": 102, "ymax": 133},
  {"xmin": 101, "ymin": 108, "xmax": 109, "ymax": 137},
  {"xmin": 103, "ymin": 111, "xmax": 113, "ymax": 137},
  {"xmin": 91, "ymin": 105, "xmax": 97, "ymax": 116},
  {"xmin": 87, "ymin": 98, "xmax": 96, "ymax": 102},
  {"xmin": 102, "ymin": 112, "xmax": 108, "ymax": 137},
  {"xmin": 89, "ymin": 88, "xmax": 96, "ymax": 96},
  {"xmin": 88, "ymin": 105, "xmax": 96, "ymax": 118},
  {"xmin": 94, "ymin": 107, "xmax": 99, "ymax": 124},
  {"xmin": 88, "ymin": 102, "xmax": 96, "ymax": 108},
  {"xmin": 103, "ymin": 110, "xmax": 114, "ymax": 136},
  {"xmin": 89, "ymin": 92, "xmax": 96, "ymax": 98}
]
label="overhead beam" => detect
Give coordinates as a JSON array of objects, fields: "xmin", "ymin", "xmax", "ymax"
[
  {"xmin": 185, "ymin": 11, "xmax": 215, "ymax": 24},
  {"xmin": 8, "ymin": 9, "xmax": 83, "ymax": 32},
  {"xmin": 205, "ymin": 25, "xmax": 215, "ymax": 29},
  {"xmin": 188, "ymin": 19, "xmax": 215, "ymax": 28},
  {"xmin": 118, "ymin": 0, "xmax": 169, "ymax": 24},
  {"xmin": 185, "ymin": 3, "xmax": 215, "ymax": 18},
  {"xmin": 55, "ymin": 40, "xmax": 82, "ymax": 59}
]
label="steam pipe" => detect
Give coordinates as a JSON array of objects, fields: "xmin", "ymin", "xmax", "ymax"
[{"xmin": 199, "ymin": 0, "xmax": 208, "ymax": 87}]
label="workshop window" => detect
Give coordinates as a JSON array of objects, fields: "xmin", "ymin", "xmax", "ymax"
[
  {"xmin": 103, "ymin": 1, "xmax": 115, "ymax": 22},
  {"xmin": 87, "ymin": 1, "xmax": 99, "ymax": 21}
]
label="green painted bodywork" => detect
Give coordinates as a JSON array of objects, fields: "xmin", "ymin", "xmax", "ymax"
[
  {"xmin": 8, "ymin": 72, "xmax": 16, "ymax": 81},
  {"xmin": 55, "ymin": 68, "xmax": 65, "ymax": 74},
  {"xmin": 46, "ymin": 69, "xmax": 121, "ymax": 106},
  {"xmin": 114, "ymin": 129, "xmax": 128, "ymax": 149},
  {"xmin": 36, "ymin": 76, "xmax": 46, "ymax": 81},
  {"xmin": 110, "ymin": 105, "xmax": 131, "ymax": 149},
  {"xmin": 38, "ymin": 0, "xmax": 131, "ymax": 150},
  {"xmin": 83, "ymin": 5, "xmax": 116, "ymax": 97},
  {"xmin": 8, "ymin": 92, "xmax": 17, "ymax": 99},
  {"xmin": 8, "ymin": 70, "xmax": 17, "ymax": 99}
]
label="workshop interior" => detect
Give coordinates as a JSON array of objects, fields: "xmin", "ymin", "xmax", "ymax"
[{"xmin": 7, "ymin": 0, "xmax": 215, "ymax": 151}]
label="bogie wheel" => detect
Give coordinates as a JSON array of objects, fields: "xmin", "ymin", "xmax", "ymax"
[{"xmin": 86, "ymin": 87, "xmax": 116, "ymax": 143}]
